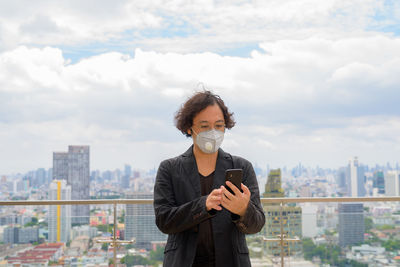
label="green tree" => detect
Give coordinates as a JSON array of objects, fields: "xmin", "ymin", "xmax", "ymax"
[
  {"xmin": 101, "ymin": 243, "xmax": 109, "ymax": 251},
  {"xmin": 149, "ymin": 246, "xmax": 164, "ymax": 262},
  {"xmin": 302, "ymin": 238, "xmax": 345, "ymax": 265},
  {"xmin": 25, "ymin": 217, "xmax": 39, "ymax": 227},
  {"xmin": 377, "ymin": 224, "xmax": 395, "ymax": 230},
  {"xmin": 383, "ymin": 239, "xmax": 400, "ymax": 251},
  {"xmin": 38, "ymin": 221, "xmax": 48, "ymax": 227},
  {"xmin": 97, "ymin": 224, "xmax": 112, "ymax": 233},
  {"xmin": 302, "ymin": 238, "xmax": 316, "ymax": 260},
  {"xmin": 118, "ymin": 209, "xmax": 125, "ymax": 224},
  {"xmin": 364, "ymin": 217, "xmax": 373, "ymax": 232},
  {"xmin": 121, "ymin": 255, "xmax": 151, "ymax": 267}
]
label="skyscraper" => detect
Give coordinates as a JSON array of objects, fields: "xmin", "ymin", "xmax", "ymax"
[
  {"xmin": 35, "ymin": 168, "xmax": 46, "ymax": 188},
  {"xmin": 373, "ymin": 171, "xmax": 385, "ymax": 194},
  {"xmin": 385, "ymin": 171, "xmax": 400, "ymax": 196},
  {"xmin": 121, "ymin": 164, "xmax": 131, "ymax": 189},
  {"xmin": 263, "ymin": 169, "xmax": 302, "ymax": 256},
  {"xmin": 336, "ymin": 167, "xmax": 347, "ymax": 193},
  {"xmin": 338, "ymin": 203, "xmax": 364, "ymax": 247},
  {"xmin": 125, "ymin": 192, "xmax": 166, "ymax": 249},
  {"xmin": 347, "ymin": 157, "xmax": 366, "ymax": 197},
  {"xmin": 48, "ymin": 180, "xmax": 71, "ymax": 243},
  {"xmin": 53, "ymin": 152, "xmax": 68, "ymax": 181},
  {"xmin": 53, "ymin": 145, "xmax": 90, "ymax": 224},
  {"xmin": 124, "ymin": 164, "xmax": 132, "ymax": 177}
]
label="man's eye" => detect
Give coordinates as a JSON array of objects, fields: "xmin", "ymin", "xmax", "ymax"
[{"xmin": 200, "ymin": 125, "xmax": 209, "ymax": 129}]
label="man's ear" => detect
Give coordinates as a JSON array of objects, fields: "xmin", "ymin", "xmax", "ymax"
[{"xmin": 187, "ymin": 128, "xmax": 192, "ymax": 135}]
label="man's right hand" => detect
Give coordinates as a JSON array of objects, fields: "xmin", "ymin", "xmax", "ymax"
[{"xmin": 206, "ymin": 188, "xmax": 223, "ymax": 211}]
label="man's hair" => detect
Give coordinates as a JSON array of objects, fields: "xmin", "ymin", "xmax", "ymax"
[{"xmin": 174, "ymin": 90, "xmax": 236, "ymax": 137}]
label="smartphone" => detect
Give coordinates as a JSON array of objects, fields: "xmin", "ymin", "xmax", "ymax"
[{"xmin": 225, "ymin": 169, "xmax": 243, "ymax": 195}]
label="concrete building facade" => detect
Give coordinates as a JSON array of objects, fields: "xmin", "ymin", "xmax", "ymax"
[{"xmin": 48, "ymin": 180, "xmax": 71, "ymax": 243}]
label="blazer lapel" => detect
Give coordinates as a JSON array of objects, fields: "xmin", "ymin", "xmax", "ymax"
[
  {"xmin": 213, "ymin": 148, "xmax": 233, "ymax": 189},
  {"xmin": 182, "ymin": 146, "xmax": 201, "ymax": 197}
]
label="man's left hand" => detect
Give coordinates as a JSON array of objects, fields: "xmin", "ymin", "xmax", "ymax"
[{"xmin": 220, "ymin": 182, "xmax": 251, "ymax": 216}]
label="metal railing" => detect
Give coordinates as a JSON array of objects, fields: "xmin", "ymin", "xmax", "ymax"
[
  {"xmin": 2, "ymin": 196, "xmax": 400, "ymax": 206},
  {"xmin": 1, "ymin": 196, "xmax": 400, "ymax": 266}
]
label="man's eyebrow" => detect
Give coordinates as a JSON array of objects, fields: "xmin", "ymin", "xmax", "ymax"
[{"xmin": 198, "ymin": 119, "xmax": 224, "ymax": 123}]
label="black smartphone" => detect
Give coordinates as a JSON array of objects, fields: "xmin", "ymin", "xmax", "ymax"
[{"xmin": 225, "ymin": 169, "xmax": 243, "ymax": 195}]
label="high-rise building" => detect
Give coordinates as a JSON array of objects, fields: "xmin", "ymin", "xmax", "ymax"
[
  {"xmin": 385, "ymin": 171, "xmax": 400, "ymax": 196},
  {"xmin": 373, "ymin": 171, "xmax": 385, "ymax": 194},
  {"xmin": 338, "ymin": 203, "xmax": 364, "ymax": 247},
  {"xmin": 347, "ymin": 157, "xmax": 366, "ymax": 197},
  {"xmin": 121, "ymin": 164, "xmax": 132, "ymax": 189},
  {"xmin": 53, "ymin": 152, "xmax": 69, "ymax": 181},
  {"xmin": 125, "ymin": 192, "xmax": 166, "ymax": 249},
  {"xmin": 124, "ymin": 164, "xmax": 132, "ymax": 177},
  {"xmin": 336, "ymin": 167, "xmax": 347, "ymax": 193},
  {"xmin": 264, "ymin": 169, "xmax": 284, "ymax": 198},
  {"xmin": 53, "ymin": 145, "xmax": 90, "ymax": 224},
  {"xmin": 262, "ymin": 169, "xmax": 302, "ymax": 256},
  {"xmin": 121, "ymin": 175, "xmax": 130, "ymax": 189},
  {"xmin": 68, "ymin": 146, "xmax": 90, "ymax": 224},
  {"xmin": 3, "ymin": 226, "xmax": 39, "ymax": 244},
  {"xmin": 301, "ymin": 204, "xmax": 318, "ymax": 238},
  {"xmin": 35, "ymin": 168, "xmax": 46, "ymax": 188},
  {"xmin": 48, "ymin": 180, "xmax": 71, "ymax": 243}
]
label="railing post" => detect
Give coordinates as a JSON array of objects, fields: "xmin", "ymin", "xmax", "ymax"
[
  {"xmin": 280, "ymin": 201, "xmax": 284, "ymax": 267},
  {"xmin": 113, "ymin": 202, "xmax": 117, "ymax": 266},
  {"xmin": 96, "ymin": 201, "xmax": 135, "ymax": 266}
]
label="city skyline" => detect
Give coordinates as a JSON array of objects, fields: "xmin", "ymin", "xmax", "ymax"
[
  {"xmin": 2, "ymin": 152, "xmax": 400, "ymax": 177},
  {"xmin": 1, "ymin": 1, "xmax": 400, "ymax": 173}
]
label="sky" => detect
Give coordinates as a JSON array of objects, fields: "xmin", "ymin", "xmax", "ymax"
[{"xmin": 1, "ymin": 0, "xmax": 400, "ymax": 174}]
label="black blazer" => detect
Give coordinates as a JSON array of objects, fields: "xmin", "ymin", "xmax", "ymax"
[{"xmin": 154, "ymin": 146, "xmax": 265, "ymax": 267}]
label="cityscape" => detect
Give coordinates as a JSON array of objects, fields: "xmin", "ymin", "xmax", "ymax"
[
  {"xmin": 1, "ymin": 145, "xmax": 400, "ymax": 266},
  {"xmin": 1, "ymin": 1, "xmax": 400, "ymax": 267}
]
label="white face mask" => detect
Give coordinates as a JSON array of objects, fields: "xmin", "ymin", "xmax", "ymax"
[{"xmin": 192, "ymin": 128, "xmax": 224, "ymax": 154}]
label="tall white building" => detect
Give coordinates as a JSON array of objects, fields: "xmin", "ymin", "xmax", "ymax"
[
  {"xmin": 385, "ymin": 171, "xmax": 400, "ymax": 196},
  {"xmin": 347, "ymin": 157, "xmax": 366, "ymax": 197},
  {"xmin": 48, "ymin": 180, "xmax": 71, "ymax": 243},
  {"xmin": 301, "ymin": 204, "xmax": 318, "ymax": 238}
]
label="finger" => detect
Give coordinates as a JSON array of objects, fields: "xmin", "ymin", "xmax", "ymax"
[
  {"xmin": 212, "ymin": 195, "xmax": 222, "ymax": 202},
  {"xmin": 220, "ymin": 198, "xmax": 231, "ymax": 209},
  {"xmin": 241, "ymin": 183, "xmax": 251, "ymax": 196},
  {"xmin": 214, "ymin": 205, "xmax": 222, "ymax": 211},
  {"xmin": 221, "ymin": 185, "xmax": 234, "ymax": 199},
  {"xmin": 211, "ymin": 188, "xmax": 222, "ymax": 196},
  {"xmin": 221, "ymin": 191, "xmax": 231, "ymax": 202},
  {"xmin": 226, "ymin": 181, "xmax": 241, "ymax": 195}
]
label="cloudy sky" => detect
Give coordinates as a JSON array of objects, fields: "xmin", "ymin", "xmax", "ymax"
[{"xmin": 1, "ymin": 0, "xmax": 400, "ymax": 174}]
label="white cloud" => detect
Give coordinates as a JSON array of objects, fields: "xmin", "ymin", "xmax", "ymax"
[
  {"xmin": 1, "ymin": 1, "xmax": 400, "ymax": 173},
  {"xmin": 0, "ymin": 0, "xmax": 398, "ymax": 53}
]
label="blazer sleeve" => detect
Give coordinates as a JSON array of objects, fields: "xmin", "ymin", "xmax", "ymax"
[
  {"xmin": 232, "ymin": 157, "xmax": 266, "ymax": 234},
  {"xmin": 153, "ymin": 159, "xmax": 214, "ymax": 234}
]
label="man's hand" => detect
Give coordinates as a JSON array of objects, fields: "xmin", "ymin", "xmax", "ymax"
[
  {"xmin": 221, "ymin": 182, "xmax": 251, "ymax": 216},
  {"xmin": 206, "ymin": 188, "xmax": 223, "ymax": 211}
]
